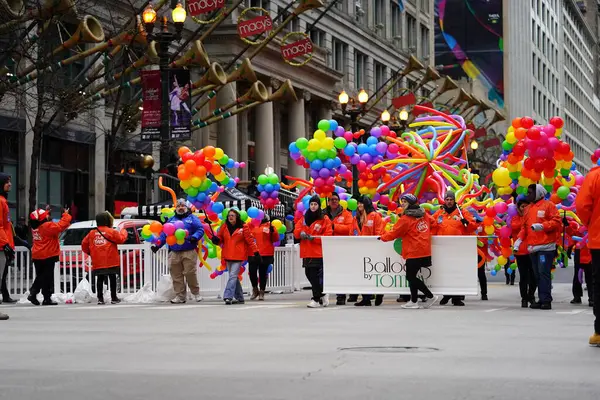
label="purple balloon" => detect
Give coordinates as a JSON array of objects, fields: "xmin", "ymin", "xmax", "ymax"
[
  {"xmin": 174, "ymin": 221, "xmax": 185, "ymax": 230},
  {"xmin": 319, "ymin": 168, "xmax": 331, "ymax": 178},
  {"xmin": 500, "ymin": 154, "xmax": 508, "ymax": 161},
  {"xmin": 350, "ymin": 154, "xmax": 360, "ymax": 164},
  {"xmin": 372, "ymin": 193, "xmax": 381, "ymax": 202},
  {"xmin": 370, "ymin": 127, "xmax": 382, "ymax": 138},
  {"xmin": 375, "ymin": 142, "xmax": 388, "ymax": 154},
  {"xmin": 290, "ymin": 152, "xmax": 301, "ymax": 160},
  {"xmin": 260, "ymin": 191, "xmax": 269, "ymax": 199},
  {"xmin": 361, "ymin": 154, "xmax": 372, "ymax": 163},
  {"xmin": 338, "ymin": 164, "xmax": 348, "ymax": 174},
  {"xmin": 310, "ymin": 170, "xmax": 319, "ymax": 179},
  {"xmin": 507, "ymin": 204, "xmax": 518, "ymax": 217},
  {"xmin": 270, "ymin": 191, "xmax": 279, "ymax": 199},
  {"xmin": 335, "ymin": 126, "xmax": 345, "ymax": 137}
]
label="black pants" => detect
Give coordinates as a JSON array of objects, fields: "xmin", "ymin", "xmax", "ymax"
[
  {"xmin": 30, "ymin": 257, "xmax": 56, "ymax": 301},
  {"xmin": 478, "ymin": 263, "xmax": 488, "ymax": 295},
  {"xmin": 516, "ymin": 254, "xmax": 537, "ymax": 301},
  {"xmin": 96, "ymin": 274, "xmax": 118, "ymax": 301},
  {"xmin": 304, "ymin": 258, "xmax": 323, "ymax": 301},
  {"xmin": 1, "ymin": 257, "xmax": 10, "ymax": 300},
  {"xmin": 590, "ymin": 250, "xmax": 600, "ymax": 334},
  {"xmin": 406, "ymin": 257, "xmax": 433, "ymax": 303},
  {"xmin": 249, "ymin": 256, "xmax": 273, "ymax": 291},
  {"xmin": 504, "ymin": 265, "xmax": 515, "ymax": 284},
  {"xmin": 572, "ymin": 249, "xmax": 593, "ymax": 302}
]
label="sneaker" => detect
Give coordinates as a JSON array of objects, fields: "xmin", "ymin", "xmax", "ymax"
[
  {"xmin": 170, "ymin": 297, "xmax": 186, "ymax": 304},
  {"xmin": 423, "ymin": 295, "xmax": 439, "ymax": 309},
  {"xmin": 42, "ymin": 300, "xmax": 58, "ymax": 306},
  {"xmin": 98, "ymin": 300, "xmax": 105, "ymax": 305},
  {"xmin": 193, "ymin": 294, "xmax": 203, "ymax": 302},
  {"xmin": 570, "ymin": 298, "xmax": 582, "ymax": 305},
  {"xmin": 540, "ymin": 302, "xmax": 552, "ymax": 310},
  {"xmin": 111, "ymin": 298, "xmax": 121, "ymax": 305},
  {"xmin": 250, "ymin": 288, "xmax": 259, "ymax": 301},
  {"xmin": 440, "ymin": 296, "xmax": 451, "ymax": 305},
  {"xmin": 321, "ymin": 294, "xmax": 329, "ymax": 307},
  {"xmin": 481, "ymin": 294, "xmax": 488, "ymax": 301},
  {"xmin": 0, "ymin": 312, "xmax": 8, "ymax": 320},
  {"xmin": 401, "ymin": 301, "xmax": 420, "ymax": 309},
  {"xmin": 521, "ymin": 300, "xmax": 529, "ymax": 308},
  {"xmin": 224, "ymin": 299, "xmax": 232, "ymax": 305},
  {"xmin": 452, "ymin": 300, "xmax": 465, "ymax": 306},
  {"xmin": 354, "ymin": 299, "xmax": 371, "ymax": 307},
  {"xmin": 307, "ymin": 300, "xmax": 320, "ymax": 308},
  {"xmin": 530, "ymin": 302, "xmax": 542, "ymax": 309},
  {"xmin": 590, "ymin": 332, "xmax": 600, "ymax": 346},
  {"xmin": 28, "ymin": 295, "xmax": 40, "ymax": 306},
  {"xmin": 258, "ymin": 290, "xmax": 265, "ymax": 301},
  {"xmin": 375, "ymin": 295, "xmax": 384, "ymax": 306}
]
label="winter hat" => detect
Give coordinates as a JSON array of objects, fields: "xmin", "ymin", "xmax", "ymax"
[
  {"xmin": 30, "ymin": 209, "xmax": 49, "ymax": 222},
  {"xmin": 400, "ymin": 194, "xmax": 418, "ymax": 205},
  {"xmin": 0, "ymin": 172, "xmax": 10, "ymax": 197},
  {"xmin": 330, "ymin": 192, "xmax": 340, "ymax": 199},
  {"xmin": 444, "ymin": 191, "xmax": 456, "ymax": 200},
  {"xmin": 309, "ymin": 195, "xmax": 321, "ymax": 206}
]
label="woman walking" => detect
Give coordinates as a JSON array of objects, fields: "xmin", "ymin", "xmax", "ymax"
[
  {"xmin": 249, "ymin": 215, "xmax": 279, "ymax": 300},
  {"xmin": 28, "ymin": 207, "xmax": 71, "ymax": 305},
  {"xmin": 294, "ymin": 195, "xmax": 333, "ymax": 308},
  {"xmin": 378, "ymin": 194, "xmax": 438, "ymax": 309},
  {"xmin": 354, "ymin": 196, "xmax": 385, "ymax": 307},
  {"xmin": 511, "ymin": 199, "xmax": 537, "ymax": 307},
  {"xmin": 212, "ymin": 209, "xmax": 259, "ymax": 305},
  {"xmin": 81, "ymin": 212, "xmax": 127, "ymax": 305}
]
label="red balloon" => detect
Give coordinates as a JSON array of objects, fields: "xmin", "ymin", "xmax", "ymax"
[
  {"xmin": 526, "ymin": 127, "xmax": 541, "ymax": 140},
  {"xmin": 485, "ymin": 208, "xmax": 497, "ymax": 217},
  {"xmin": 521, "ymin": 117, "xmax": 534, "ymax": 129},
  {"xmin": 181, "ymin": 152, "xmax": 194, "ymax": 163},
  {"xmin": 533, "ymin": 159, "xmax": 545, "ymax": 173},
  {"xmin": 549, "ymin": 116, "xmax": 564, "ymax": 129},
  {"xmin": 512, "ymin": 142, "xmax": 526, "ymax": 157},
  {"xmin": 524, "ymin": 158, "xmax": 535, "ymax": 170},
  {"xmin": 558, "ymin": 142, "xmax": 571, "ymax": 154},
  {"xmin": 544, "ymin": 158, "xmax": 556, "ymax": 170}
]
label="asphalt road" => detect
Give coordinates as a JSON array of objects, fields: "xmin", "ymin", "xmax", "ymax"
[{"xmin": 0, "ymin": 282, "xmax": 597, "ymax": 400}]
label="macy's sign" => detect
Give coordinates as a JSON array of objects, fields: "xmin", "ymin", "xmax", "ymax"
[
  {"xmin": 187, "ymin": 0, "xmax": 225, "ymax": 16},
  {"xmin": 238, "ymin": 15, "xmax": 273, "ymax": 38},
  {"xmin": 281, "ymin": 37, "xmax": 313, "ymax": 61}
]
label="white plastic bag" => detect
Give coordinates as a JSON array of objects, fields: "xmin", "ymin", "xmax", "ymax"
[
  {"xmin": 18, "ymin": 291, "xmax": 73, "ymax": 304},
  {"xmin": 154, "ymin": 274, "xmax": 175, "ymax": 302},
  {"xmin": 73, "ymin": 278, "xmax": 94, "ymax": 303},
  {"xmin": 18, "ymin": 291, "xmax": 36, "ymax": 304},
  {"xmin": 123, "ymin": 282, "xmax": 155, "ymax": 303}
]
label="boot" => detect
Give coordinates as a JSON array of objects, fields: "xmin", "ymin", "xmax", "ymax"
[
  {"xmin": 28, "ymin": 294, "xmax": 40, "ymax": 306},
  {"xmin": 250, "ymin": 287, "xmax": 259, "ymax": 301},
  {"xmin": 258, "ymin": 290, "xmax": 265, "ymax": 301},
  {"xmin": 2, "ymin": 296, "xmax": 17, "ymax": 304},
  {"xmin": 42, "ymin": 299, "xmax": 58, "ymax": 306},
  {"xmin": 440, "ymin": 296, "xmax": 451, "ymax": 305},
  {"xmin": 540, "ymin": 302, "xmax": 552, "ymax": 310},
  {"xmin": 374, "ymin": 295, "xmax": 384, "ymax": 306},
  {"xmin": 590, "ymin": 332, "xmax": 600, "ymax": 346},
  {"xmin": 354, "ymin": 298, "xmax": 371, "ymax": 307},
  {"xmin": 570, "ymin": 297, "xmax": 582, "ymax": 304},
  {"xmin": 347, "ymin": 295, "xmax": 358, "ymax": 302},
  {"xmin": 481, "ymin": 294, "xmax": 488, "ymax": 301}
]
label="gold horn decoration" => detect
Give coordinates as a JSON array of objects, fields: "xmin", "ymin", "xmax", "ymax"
[
  {"xmin": 52, "ymin": 16, "xmax": 105, "ymax": 56},
  {"xmin": 485, "ymin": 109, "xmax": 505, "ymax": 128},
  {"xmin": 401, "ymin": 55, "xmax": 426, "ymax": 76},
  {"xmin": 478, "ymin": 99, "xmax": 491, "ymax": 112},
  {"xmin": 268, "ymin": 79, "xmax": 297, "ymax": 103},
  {"xmin": 429, "ymin": 76, "xmax": 458, "ymax": 102},
  {"xmin": 0, "ymin": 0, "xmax": 77, "ymax": 34},
  {"xmin": 294, "ymin": 0, "xmax": 325, "ymax": 14},
  {"xmin": 205, "ymin": 81, "xmax": 268, "ymax": 119},
  {"xmin": 417, "ymin": 66, "xmax": 441, "ymax": 88},
  {"xmin": 195, "ymin": 62, "xmax": 228, "ymax": 87},
  {"xmin": 226, "ymin": 58, "xmax": 257, "ymax": 83},
  {"xmin": 452, "ymin": 88, "xmax": 471, "ymax": 108},
  {"xmin": 170, "ymin": 40, "xmax": 210, "ymax": 68},
  {"xmin": 0, "ymin": 0, "xmax": 24, "ymax": 18}
]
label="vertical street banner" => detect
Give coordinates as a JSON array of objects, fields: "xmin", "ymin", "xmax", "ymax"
[
  {"xmin": 167, "ymin": 68, "xmax": 192, "ymax": 140},
  {"xmin": 140, "ymin": 70, "xmax": 161, "ymax": 141}
]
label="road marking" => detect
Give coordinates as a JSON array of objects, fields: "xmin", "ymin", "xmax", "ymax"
[
  {"xmin": 556, "ymin": 310, "xmax": 587, "ymax": 315},
  {"xmin": 68, "ymin": 304, "xmax": 147, "ymax": 310},
  {"xmin": 484, "ymin": 308, "xmax": 508, "ymax": 312}
]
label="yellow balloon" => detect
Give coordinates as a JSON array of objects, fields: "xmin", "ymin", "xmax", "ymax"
[
  {"xmin": 323, "ymin": 137, "xmax": 335, "ymax": 150},
  {"xmin": 307, "ymin": 139, "xmax": 320, "ymax": 152},
  {"xmin": 507, "ymin": 163, "xmax": 518, "ymax": 172},
  {"xmin": 339, "ymin": 200, "xmax": 348, "ymax": 209},
  {"xmin": 214, "ymin": 148, "xmax": 225, "ymax": 160},
  {"xmin": 563, "ymin": 161, "xmax": 573, "ymax": 170},
  {"xmin": 484, "ymin": 225, "xmax": 495, "ymax": 235},
  {"xmin": 190, "ymin": 177, "xmax": 202, "ymax": 188},
  {"xmin": 506, "ymin": 131, "xmax": 517, "ymax": 144},
  {"xmin": 492, "ymin": 168, "xmax": 511, "ymax": 187},
  {"xmin": 498, "ymin": 256, "xmax": 507, "ymax": 265},
  {"xmin": 314, "ymin": 130, "xmax": 327, "ymax": 141},
  {"xmin": 180, "ymin": 180, "xmax": 191, "ymax": 190}
]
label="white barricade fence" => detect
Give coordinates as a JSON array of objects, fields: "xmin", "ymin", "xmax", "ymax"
[
  {"xmin": 7, "ymin": 243, "xmax": 303, "ymax": 299},
  {"xmin": 322, "ymin": 236, "xmax": 479, "ymax": 295}
]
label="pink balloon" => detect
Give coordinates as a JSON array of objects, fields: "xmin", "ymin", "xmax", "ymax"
[
  {"xmin": 494, "ymin": 202, "xmax": 508, "ymax": 214},
  {"xmin": 547, "ymin": 137, "xmax": 560, "ymax": 151},
  {"xmin": 498, "ymin": 226, "xmax": 511, "ymax": 238},
  {"xmin": 239, "ymin": 162, "xmax": 246, "ymax": 168},
  {"xmin": 380, "ymin": 125, "xmax": 390, "ymax": 137},
  {"xmin": 344, "ymin": 132, "xmax": 353, "ymax": 142}
]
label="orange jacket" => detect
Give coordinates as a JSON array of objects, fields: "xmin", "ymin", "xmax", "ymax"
[
  {"xmin": 327, "ymin": 208, "xmax": 354, "ymax": 236},
  {"xmin": 250, "ymin": 222, "xmax": 279, "ymax": 257},
  {"xmin": 432, "ymin": 207, "xmax": 476, "ymax": 236},
  {"xmin": 510, "ymin": 214, "xmax": 529, "ymax": 256},
  {"xmin": 81, "ymin": 227, "xmax": 128, "ymax": 271},
  {"xmin": 517, "ymin": 199, "xmax": 561, "ymax": 248},
  {"xmin": 294, "ymin": 216, "xmax": 333, "ymax": 258},
  {"xmin": 217, "ymin": 224, "xmax": 258, "ymax": 262},
  {"xmin": 381, "ymin": 212, "xmax": 433, "ymax": 259},
  {"xmin": 580, "ymin": 244, "xmax": 592, "ymax": 264},
  {"xmin": 576, "ymin": 166, "xmax": 600, "ymax": 249},
  {"xmin": 0, "ymin": 195, "xmax": 14, "ymax": 249},
  {"xmin": 31, "ymin": 212, "xmax": 72, "ymax": 260},
  {"xmin": 354, "ymin": 211, "xmax": 385, "ymax": 236}
]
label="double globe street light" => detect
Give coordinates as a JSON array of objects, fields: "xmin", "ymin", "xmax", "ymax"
[{"xmin": 338, "ymin": 89, "xmax": 369, "ymax": 195}]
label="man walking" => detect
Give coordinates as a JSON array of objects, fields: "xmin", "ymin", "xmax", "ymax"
[
  {"xmin": 576, "ymin": 167, "xmax": 600, "ymax": 345},
  {"xmin": 153, "ymin": 199, "xmax": 204, "ymax": 304},
  {"xmin": 0, "ymin": 173, "xmax": 14, "ymax": 320},
  {"xmin": 323, "ymin": 192, "xmax": 354, "ymax": 305}
]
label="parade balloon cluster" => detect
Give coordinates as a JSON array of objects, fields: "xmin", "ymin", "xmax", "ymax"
[{"xmin": 256, "ymin": 174, "xmax": 282, "ymax": 209}]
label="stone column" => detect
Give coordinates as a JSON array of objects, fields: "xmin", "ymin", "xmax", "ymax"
[
  {"xmin": 288, "ymin": 90, "xmax": 308, "ymax": 180},
  {"xmin": 255, "ymin": 81, "xmax": 275, "ymax": 176},
  {"xmin": 93, "ymin": 130, "xmax": 106, "ymax": 214},
  {"xmin": 216, "ymin": 81, "xmax": 239, "ymax": 175}
]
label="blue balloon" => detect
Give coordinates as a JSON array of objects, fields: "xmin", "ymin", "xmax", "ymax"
[
  {"xmin": 226, "ymin": 180, "xmax": 235, "ymax": 188},
  {"xmin": 357, "ymin": 143, "xmax": 369, "ymax": 155},
  {"xmin": 187, "ymin": 195, "xmax": 197, "ymax": 203},
  {"xmin": 210, "ymin": 182, "xmax": 218, "ymax": 192},
  {"xmin": 366, "ymin": 136, "xmax": 378, "ymax": 146},
  {"xmin": 226, "ymin": 159, "xmax": 235, "ymax": 168},
  {"xmin": 368, "ymin": 144, "xmax": 379, "ymax": 156},
  {"xmin": 333, "ymin": 157, "xmax": 342, "ymax": 168},
  {"xmin": 329, "ymin": 120, "xmax": 338, "ymax": 132},
  {"xmin": 212, "ymin": 202, "xmax": 224, "ymax": 214},
  {"xmin": 273, "ymin": 183, "xmax": 281, "ymax": 191},
  {"xmin": 267, "ymin": 264, "xmax": 273, "ymax": 274},
  {"xmin": 324, "ymin": 159, "xmax": 335, "ymax": 169},
  {"xmin": 247, "ymin": 207, "xmax": 260, "ymax": 219},
  {"xmin": 286, "ymin": 215, "xmax": 294, "ymax": 221},
  {"xmin": 344, "ymin": 145, "xmax": 356, "ymax": 156},
  {"xmin": 311, "ymin": 159, "xmax": 324, "ymax": 170},
  {"xmin": 197, "ymin": 193, "xmax": 207, "ymax": 203},
  {"xmin": 265, "ymin": 183, "xmax": 274, "ymax": 192},
  {"xmin": 490, "ymin": 270, "xmax": 497, "ymax": 276},
  {"xmin": 506, "ymin": 268, "xmax": 513, "ymax": 274},
  {"xmin": 289, "ymin": 142, "xmax": 299, "ymax": 153},
  {"xmin": 257, "ymin": 184, "xmax": 264, "ymax": 192}
]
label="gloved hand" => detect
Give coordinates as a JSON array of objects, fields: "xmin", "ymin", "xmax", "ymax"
[
  {"xmin": 211, "ymin": 237, "xmax": 220, "ymax": 245},
  {"xmin": 3, "ymin": 245, "xmax": 15, "ymax": 260},
  {"xmin": 151, "ymin": 245, "xmax": 160, "ymax": 254},
  {"xmin": 189, "ymin": 236, "xmax": 199, "ymax": 244},
  {"xmin": 376, "ymin": 237, "xmax": 382, "ymax": 241},
  {"xmin": 513, "ymin": 239, "xmax": 522, "ymax": 253},
  {"xmin": 254, "ymin": 252, "xmax": 263, "ymax": 264},
  {"xmin": 269, "ymin": 225, "xmax": 274, "ymax": 233},
  {"xmin": 531, "ymin": 223, "xmax": 544, "ymax": 232},
  {"xmin": 300, "ymin": 231, "xmax": 310, "ymax": 240},
  {"xmin": 461, "ymin": 218, "xmax": 469, "ymax": 227}
]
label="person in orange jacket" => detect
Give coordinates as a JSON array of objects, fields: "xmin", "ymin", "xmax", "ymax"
[
  {"xmin": 81, "ymin": 211, "xmax": 128, "ymax": 305},
  {"xmin": 294, "ymin": 195, "xmax": 333, "ymax": 308},
  {"xmin": 212, "ymin": 208, "xmax": 259, "ymax": 305},
  {"xmin": 248, "ymin": 215, "xmax": 279, "ymax": 301},
  {"xmin": 576, "ymin": 165, "xmax": 600, "ymax": 346},
  {"xmin": 432, "ymin": 191, "xmax": 479, "ymax": 306},
  {"xmin": 27, "ymin": 207, "xmax": 72, "ymax": 306},
  {"xmin": 571, "ymin": 240, "xmax": 593, "ymax": 307},
  {"xmin": 378, "ymin": 194, "xmax": 439, "ymax": 309},
  {"xmin": 510, "ymin": 199, "xmax": 537, "ymax": 308},
  {"xmin": 324, "ymin": 192, "xmax": 355, "ymax": 305},
  {"xmin": 354, "ymin": 195, "xmax": 386, "ymax": 306},
  {"xmin": 0, "ymin": 173, "xmax": 14, "ymax": 320},
  {"xmin": 515, "ymin": 184, "xmax": 561, "ymax": 310}
]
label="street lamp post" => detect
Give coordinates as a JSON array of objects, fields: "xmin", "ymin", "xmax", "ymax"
[
  {"xmin": 142, "ymin": 3, "xmax": 187, "ymax": 141},
  {"xmin": 338, "ymin": 89, "xmax": 369, "ymax": 195}
]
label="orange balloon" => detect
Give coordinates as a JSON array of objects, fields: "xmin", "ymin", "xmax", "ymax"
[
  {"xmin": 564, "ymin": 151, "xmax": 574, "ymax": 162},
  {"xmin": 530, "ymin": 171, "xmax": 541, "ymax": 181},
  {"xmin": 150, "ymin": 221, "xmax": 162, "ymax": 234},
  {"xmin": 178, "ymin": 170, "xmax": 190, "ymax": 181},
  {"xmin": 195, "ymin": 165, "xmax": 207, "ymax": 177},
  {"xmin": 550, "ymin": 193, "xmax": 561, "ymax": 204},
  {"xmin": 501, "ymin": 247, "xmax": 512, "ymax": 258},
  {"xmin": 184, "ymin": 159, "xmax": 197, "ymax": 173},
  {"xmin": 483, "ymin": 216, "xmax": 494, "ymax": 226},
  {"xmin": 178, "ymin": 146, "xmax": 191, "ymax": 158},
  {"xmin": 515, "ymin": 127, "xmax": 527, "ymax": 140},
  {"xmin": 210, "ymin": 163, "xmax": 222, "ymax": 175},
  {"xmin": 166, "ymin": 235, "xmax": 177, "ymax": 246},
  {"xmin": 204, "ymin": 146, "xmax": 216, "ymax": 158},
  {"xmin": 511, "ymin": 118, "xmax": 522, "ymax": 129}
]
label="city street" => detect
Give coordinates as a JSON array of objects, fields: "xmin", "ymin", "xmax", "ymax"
[{"xmin": 0, "ymin": 282, "xmax": 597, "ymax": 400}]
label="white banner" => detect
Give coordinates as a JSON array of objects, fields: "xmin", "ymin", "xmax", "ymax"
[{"xmin": 322, "ymin": 236, "xmax": 479, "ymax": 295}]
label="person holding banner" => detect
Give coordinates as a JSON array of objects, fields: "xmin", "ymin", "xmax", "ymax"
[
  {"xmin": 249, "ymin": 215, "xmax": 279, "ymax": 301},
  {"xmin": 378, "ymin": 194, "xmax": 438, "ymax": 309},
  {"xmin": 324, "ymin": 192, "xmax": 355, "ymax": 306},
  {"xmin": 354, "ymin": 196, "xmax": 386, "ymax": 307},
  {"xmin": 511, "ymin": 199, "xmax": 537, "ymax": 308},
  {"xmin": 515, "ymin": 184, "xmax": 561, "ymax": 310},
  {"xmin": 294, "ymin": 195, "xmax": 333, "ymax": 308},
  {"xmin": 432, "ymin": 191, "xmax": 478, "ymax": 306}
]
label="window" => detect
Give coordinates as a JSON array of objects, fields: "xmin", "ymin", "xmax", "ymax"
[
  {"xmin": 332, "ymin": 38, "xmax": 348, "ymax": 74},
  {"xmin": 421, "ymin": 0, "xmax": 430, "ymax": 13},
  {"xmin": 407, "ymin": 14, "xmax": 417, "ymax": 49},
  {"xmin": 374, "ymin": 62, "xmax": 386, "ymax": 91},
  {"xmin": 309, "ymin": 29, "xmax": 325, "ymax": 47},
  {"xmin": 374, "ymin": 0, "xmax": 385, "ymax": 26},
  {"xmin": 247, "ymin": 108, "xmax": 256, "ymax": 142},
  {"xmin": 355, "ymin": 51, "xmax": 367, "ymax": 89},
  {"xmin": 279, "ymin": 8, "xmax": 299, "ymax": 31},
  {"xmin": 391, "ymin": 2, "xmax": 402, "ymax": 38},
  {"xmin": 38, "ymin": 170, "xmax": 63, "ymax": 219},
  {"xmin": 533, "ymin": 87, "xmax": 537, "ymax": 112},
  {"xmin": 279, "ymin": 109, "xmax": 289, "ymax": 151},
  {"xmin": 420, "ymin": 25, "xmax": 430, "ymax": 58},
  {"xmin": 249, "ymin": 0, "xmax": 269, "ymax": 8}
]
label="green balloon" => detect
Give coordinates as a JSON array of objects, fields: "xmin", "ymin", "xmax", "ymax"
[
  {"xmin": 301, "ymin": 149, "xmax": 309, "ymax": 158},
  {"xmin": 257, "ymin": 174, "xmax": 268, "ymax": 185},
  {"xmin": 296, "ymin": 138, "xmax": 309, "ymax": 150},
  {"xmin": 560, "ymin": 168, "xmax": 570, "ymax": 177},
  {"xmin": 187, "ymin": 187, "xmax": 199, "ymax": 197},
  {"xmin": 347, "ymin": 198, "xmax": 358, "ymax": 211},
  {"xmin": 306, "ymin": 152, "xmax": 317, "ymax": 162},
  {"xmin": 510, "ymin": 262, "xmax": 517, "ymax": 270},
  {"xmin": 502, "ymin": 141, "xmax": 513, "ymax": 151},
  {"xmin": 200, "ymin": 179, "xmax": 212, "ymax": 191},
  {"xmin": 222, "ymin": 208, "xmax": 230, "ymax": 219},
  {"xmin": 556, "ymin": 185, "xmax": 570, "ymax": 199},
  {"xmin": 268, "ymin": 174, "xmax": 279, "ymax": 185},
  {"xmin": 516, "ymin": 186, "xmax": 526, "ymax": 195},
  {"xmin": 175, "ymin": 229, "xmax": 186, "ymax": 240},
  {"xmin": 393, "ymin": 239, "xmax": 402, "ymax": 255},
  {"xmin": 334, "ymin": 137, "xmax": 347, "ymax": 149},
  {"xmin": 328, "ymin": 149, "xmax": 337, "ymax": 158},
  {"xmin": 222, "ymin": 176, "xmax": 230, "ymax": 185},
  {"xmin": 509, "ymin": 171, "xmax": 520, "ymax": 180},
  {"xmin": 239, "ymin": 210, "xmax": 248, "ymax": 221},
  {"xmin": 543, "ymin": 184, "xmax": 553, "ymax": 193},
  {"xmin": 317, "ymin": 119, "xmax": 330, "ymax": 131},
  {"xmin": 208, "ymin": 248, "xmax": 217, "ymax": 258},
  {"xmin": 494, "ymin": 264, "xmax": 502, "ymax": 271},
  {"xmin": 218, "ymin": 155, "xmax": 229, "ymax": 165},
  {"xmin": 277, "ymin": 225, "xmax": 286, "ymax": 234},
  {"xmin": 317, "ymin": 149, "xmax": 329, "ymax": 160}
]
